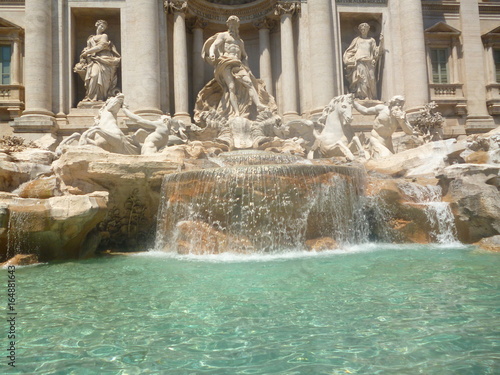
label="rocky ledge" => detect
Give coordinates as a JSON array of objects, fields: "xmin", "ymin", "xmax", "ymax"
[{"xmin": 0, "ymin": 129, "xmax": 499, "ymax": 262}]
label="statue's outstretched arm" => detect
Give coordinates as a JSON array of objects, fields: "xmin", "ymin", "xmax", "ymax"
[
  {"xmin": 353, "ymin": 100, "xmax": 378, "ymax": 115},
  {"xmin": 123, "ymin": 107, "xmax": 157, "ymax": 129}
]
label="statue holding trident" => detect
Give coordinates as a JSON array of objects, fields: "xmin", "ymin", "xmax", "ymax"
[{"xmin": 343, "ymin": 22, "xmax": 384, "ymax": 100}]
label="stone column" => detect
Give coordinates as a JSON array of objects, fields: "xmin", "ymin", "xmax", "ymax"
[
  {"xmin": 191, "ymin": 18, "xmax": 207, "ymax": 102},
  {"xmin": 126, "ymin": 0, "xmax": 162, "ymax": 115},
  {"xmin": 254, "ymin": 19, "xmax": 274, "ymax": 96},
  {"xmin": 166, "ymin": 0, "xmax": 191, "ymax": 124},
  {"xmin": 22, "ymin": 0, "xmax": 54, "ymax": 119},
  {"xmin": 484, "ymin": 43, "xmax": 495, "ymax": 84},
  {"xmin": 10, "ymin": 37, "xmax": 20, "ymax": 85},
  {"xmin": 275, "ymin": 1, "xmax": 300, "ymax": 120},
  {"xmin": 460, "ymin": 0, "xmax": 494, "ymax": 130},
  {"xmin": 399, "ymin": 0, "xmax": 428, "ymax": 109},
  {"xmin": 451, "ymin": 39, "xmax": 460, "ymax": 84},
  {"xmin": 308, "ymin": 0, "xmax": 336, "ymax": 114}
]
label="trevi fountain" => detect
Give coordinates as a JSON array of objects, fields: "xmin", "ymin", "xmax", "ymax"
[{"xmin": 0, "ymin": 11, "xmax": 499, "ymax": 375}]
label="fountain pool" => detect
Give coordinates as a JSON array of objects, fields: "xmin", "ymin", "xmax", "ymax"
[{"xmin": 7, "ymin": 244, "xmax": 500, "ymax": 374}]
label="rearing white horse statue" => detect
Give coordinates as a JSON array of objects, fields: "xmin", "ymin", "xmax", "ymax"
[
  {"xmin": 57, "ymin": 94, "xmax": 140, "ymax": 155},
  {"xmin": 311, "ymin": 93, "xmax": 368, "ymax": 160}
]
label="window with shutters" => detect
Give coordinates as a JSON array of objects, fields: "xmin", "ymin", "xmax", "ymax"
[
  {"xmin": 0, "ymin": 45, "xmax": 11, "ymax": 85},
  {"xmin": 430, "ymin": 48, "xmax": 449, "ymax": 84}
]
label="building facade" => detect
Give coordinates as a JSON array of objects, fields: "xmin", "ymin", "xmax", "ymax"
[{"xmin": 0, "ymin": 0, "xmax": 499, "ymax": 139}]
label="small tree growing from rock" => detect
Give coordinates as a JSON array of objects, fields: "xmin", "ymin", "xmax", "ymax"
[
  {"xmin": 411, "ymin": 102, "xmax": 444, "ymax": 142},
  {"xmin": 0, "ymin": 136, "xmax": 38, "ymax": 154}
]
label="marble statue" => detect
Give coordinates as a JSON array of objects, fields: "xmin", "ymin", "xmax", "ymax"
[
  {"xmin": 74, "ymin": 20, "xmax": 121, "ymax": 102},
  {"xmin": 195, "ymin": 16, "xmax": 277, "ymax": 123},
  {"xmin": 343, "ymin": 23, "xmax": 383, "ymax": 100},
  {"xmin": 57, "ymin": 94, "xmax": 140, "ymax": 155},
  {"xmin": 193, "ymin": 15, "xmax": 279, "ymax": 150},
  {"xmin": 353, "ymin": 95, "xmax": 419, "ymax": 159},
  {"xmin": 122, "ymin": 108, "xmax": 188, "ymax": 155},
  {"xmin": 311, "ymin": 94, "xmax": 368, "ymax": 160}
]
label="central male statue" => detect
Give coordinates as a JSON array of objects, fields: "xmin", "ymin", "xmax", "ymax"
[
  {"xmin": 195, "ymin": 15, "xmax": 277, "ymax": 125},
  {"xmin": 205, "ymin": 15, "xmax": 266, "ymax": 117}
]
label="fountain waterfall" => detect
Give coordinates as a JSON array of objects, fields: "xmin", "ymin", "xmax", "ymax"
[
  {"xmin": 398, "ymin": 182, "xmax": 458, "ymax": 244},
  {"xmin": 155, "ymin": 151, "xmax": 369, "ymax": 254}
]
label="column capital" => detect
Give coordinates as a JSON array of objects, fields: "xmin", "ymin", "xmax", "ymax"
[
  {"xmin": 253, "ymin": 18, "xmax": 278, "ymax": 32},
  {"xmin": 187, "ymin": 17, "xmax": 208, "ymax": 31},
  {"xmin": 274, "ymin": 1, "xmax": 300, "ymax": 17},
  {"xmin": 164, "ymin": 0, "xmax": 188, "ymax": 14}
]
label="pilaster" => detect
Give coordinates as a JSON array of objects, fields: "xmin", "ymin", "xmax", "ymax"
[
  {"xmin": 190, "ymin": 18, "xmax": 207, "ymax": 102},
  {"xmin": 254, "ymin": 18, "xmax": 275, "ymax": 97},
  {"xmin": 125, "ymin": 0, "xmax": 163, "ymax": 115},
  {"xmin": 460, "ymin": 0, "xmax": 495, "ymax": 132},
  {"xmin": 275, "ymin": 1, "xmax": 300, "ymax": 121},
  {"xmin": 308, "ymin": 0, "xmax": 336, "ymax": 114},
  {"xmin": 165, "ymin": 0, "xmax": 191, "ymax": 124},
  {"xmin": 399, "ymin": 0, "xmax": 429, "ymax": 109},
  {"xmin": 13, "ymin": 0, "xmax": 56, "ymax": 133}
]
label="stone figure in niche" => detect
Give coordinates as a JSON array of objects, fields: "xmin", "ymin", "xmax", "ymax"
[
  {"xmin": 56, "ymin": 94, "xmax": 140, "ymax": 155},
  {"xmin": 343, "ymin": 23, "xmax": 383, "ymax": 100},
  {"xmin": 74, "ymin": 19, "xmax": 121, "ymax": 103},
  {"xmin": 193, "ymin": 15, "xmax": 279, "ymax": 150},
  {"xmin": 122, "ymin": 107, "xmax": 188, "ymax": 155},
  {"xmin": 311, "ymin": 94, "xmax": 369, "ymax": 160},
  {"xmin": 202, "ymin": 15, "xmax": 266, "ymax": 117},
  {"xmin": 195, "ymin": 16, "xmax": 277, "ymax": 122},
  {"xmin": 353, "ymin": 96, "xmax": 419, "ymax": 159}
]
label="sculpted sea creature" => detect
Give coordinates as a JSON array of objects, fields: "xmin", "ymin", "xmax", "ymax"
[{"xmin": 312, "ymin": 94, "xmax": 368, "ymax": 160}]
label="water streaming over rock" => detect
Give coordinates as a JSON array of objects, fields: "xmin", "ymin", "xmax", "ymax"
[
  {"xmin": 6, "ymin": 202, "xmax": 39, "ymax": 259},
  {"xmin": 398, "ymin": 182, "xmax": 458, "ymax": 244},
  {"xmin": 155, "ymin": 151, "xmax": 369, "ymax": 254}
]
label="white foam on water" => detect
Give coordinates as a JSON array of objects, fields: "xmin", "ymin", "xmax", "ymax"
[
  {"xmin": 137, "ymin": 242, "xmax": 470, "ymax": 263},
  {"xmin": 1, "ymin": 262, "xmax": 47, "ymax": 270}
]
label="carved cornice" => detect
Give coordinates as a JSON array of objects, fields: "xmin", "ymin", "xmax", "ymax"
[
  {"xmin": 336, "ymin": 0, "xmax": 386, "ymax": 3},
  {"xmin": 274, "ymin": 1, "xmax": 300, "ymax": 17},
  {"xmin": 421, "ymin": 1, "xmax": 460, "ymax": 14},
  {"xmin": 164, "ymin": 0, "xmax": 188, "ymax": 14},
  {"xmin": 479, "ymin": 2, "xmax": 500, "ymax": 16},
  {"xmin": 187, "ymin": 0, "xmax": 278, "ymax": 24}
]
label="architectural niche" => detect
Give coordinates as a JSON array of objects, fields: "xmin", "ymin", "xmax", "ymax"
[
  {"xmin": 482, "ymin": 26, "xmax": 500, "ymax": 115},
  {"xmin": 424, "ymin": 22, "xmax": 466, "ymax": 116},
  {"xmin": 187, "ymin": 0, "xmax": 278, "ymax": 24},
  {"xmin": 0, "ymin": 17, "xmax": 23, "ymax": 121}
]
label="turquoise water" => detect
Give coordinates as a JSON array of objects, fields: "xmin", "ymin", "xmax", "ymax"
[{"xmin": 4, "ymin": 245, "xmax": 500, "ymax": 374}]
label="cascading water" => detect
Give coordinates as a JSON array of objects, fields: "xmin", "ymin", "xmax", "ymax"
[
  {"xmin": 398, "ymin": 182, "xmax": 458, "ymax": 244},
  {"xmin": 6, "ymin": 203, "xmax": 38, "ymax": 259},
  {"xmin": 155, "ymin": 151, "xmax": 369, "ymax": 254}
]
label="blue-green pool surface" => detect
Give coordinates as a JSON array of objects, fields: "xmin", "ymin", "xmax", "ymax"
[{"xmin": 4, "ymin": 245, "xmax": 500, "ymax": 374}]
